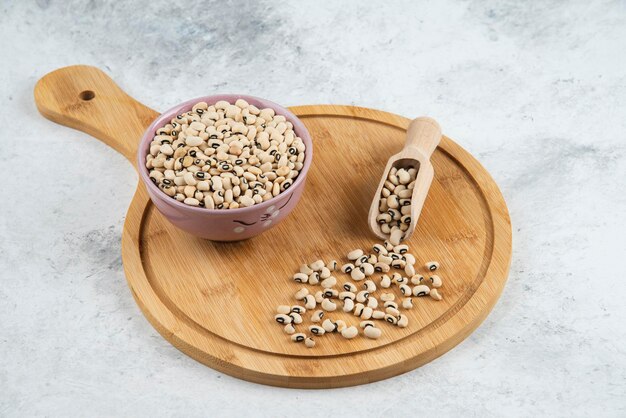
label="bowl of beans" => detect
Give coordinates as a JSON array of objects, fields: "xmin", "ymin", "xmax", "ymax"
[{"xmin": 138, "ymin": 95, "xmax": 312, "ymax": 241}]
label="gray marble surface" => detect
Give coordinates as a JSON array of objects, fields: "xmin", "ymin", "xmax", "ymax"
[{"xmin": 1, "ymin": 0, "xmax": 625, "ymax": 416}]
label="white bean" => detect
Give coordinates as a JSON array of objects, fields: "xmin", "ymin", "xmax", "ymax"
[{"xmin": 341, "ymin": 326, "xmax": 358, "ymax": 339}]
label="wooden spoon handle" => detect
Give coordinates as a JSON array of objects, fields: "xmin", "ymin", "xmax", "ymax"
[
  {"xmin": 34, "ymin": 65, "xmax": 159, "ymax": 165},
  {"xmin": 404, "ymin": 116, "xmax": 442, "ymax": 159}
]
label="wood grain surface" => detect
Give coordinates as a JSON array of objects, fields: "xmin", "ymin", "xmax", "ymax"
[{"xmin": 34, "ymin": 65, "xmax": 512, "ymax": 388}]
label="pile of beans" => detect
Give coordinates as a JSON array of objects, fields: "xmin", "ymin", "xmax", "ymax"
[
  {"xmin": 145, "ymin": 99, "xmax": 306, "ymax": 209},
  {"xmin": 274, "ymin": 236, "xmax": 444, "ymax": 348},
  {"xmin": 376, "ymin": 166, "xmax": 418, "ymax": 242}
]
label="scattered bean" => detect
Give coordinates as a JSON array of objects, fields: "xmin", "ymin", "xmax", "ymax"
[
  {"xmin": 311, "ymin": 310, "xmax": 324, "ymax": 322},
  {"xmin": 429, "ymin": 275, "xmax": 443, "ymax": 288},
  {"xmin": 341, "ymin": 326, "xmax": 359, "ymax": 339},
  {"xmin": 305, "ymin": 337, "xmax": 316, "ymax": 348},
  {"xmin": 289, "ymin": 312, "xmax": 303, "ymax": 324},
  {"xmin": 283, "ymin": 323, "xmax": 296, "ymax": 334},
  {"xmin": 321, "ymin": 298, "xmax": 337, "ymax": 311},
  {"xmin": 425, "ymin": 261, "xmax": 440, "ymax": 271},
  {"xmin": 430, "ymin": 288, "xmax": 443, "ymax": 301},
  {"xmin": 364, "ymin": 326, "xmax": 382, "ymax": 339},
  {"xmin": 291, "ymin": 333, "xmax": 306, "ymax": 342},
  {"xmin": 294, "ymin": 288, "xmax": 309, "ymax": 300},
  {"xmin": 321, "ymin": 276, "xmax": 337, "ymax": 288},
  {"xmin": 413, "ymin": 285, "xmax": 430, "ymax": 297},
  {"xmin": 277, "ymin": 305, "xmax": 290, "ymax": 314},
  {"xmin": 347, "ymin": 249, "xmax": 364, "ymax": 260}
]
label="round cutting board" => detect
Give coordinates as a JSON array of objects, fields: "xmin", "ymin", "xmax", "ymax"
[{"xmin": 35, "ymin": 66, "xmax": 512, "ymax": 388}]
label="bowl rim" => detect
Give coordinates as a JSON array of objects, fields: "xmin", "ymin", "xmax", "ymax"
[{"xmin": 137, "ymin": 94, "xmax": 313, "ymax": 215}]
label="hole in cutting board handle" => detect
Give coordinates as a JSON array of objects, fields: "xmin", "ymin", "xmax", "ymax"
[{"xmin": 79, "ymin": 90, "xmax": 95, "ymax": 101}]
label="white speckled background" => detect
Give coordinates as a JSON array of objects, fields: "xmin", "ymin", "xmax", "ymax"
[{"xmin": 1, "ymin": 0, "xmax": 625, "ymax": 416}]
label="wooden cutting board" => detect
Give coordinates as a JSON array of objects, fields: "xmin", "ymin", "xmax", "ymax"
[{"xmin": 34, "ymin": 65, "xmax": 512, "ymax": 389}]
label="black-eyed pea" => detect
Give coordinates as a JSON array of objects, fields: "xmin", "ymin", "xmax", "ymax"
[
  {"xmin": 314, "ymin": 291, "xmax": 324, "ymax": 304},
  {"xmin": 393, "ymin": 244, "xmax": 409, "ymax": 254},
  {"xmin": 304, "ymin": 337, "xmax": 315, "ymax": 348},
  {"xmin": 367, "ymin": 254, "xmax": 377, "ymax": 264},
  {"xmin": 366, "ymin": 296, "xmax": 378, "ymax": 309},
  {"xmin": 322, "ymin": 319, "xmax": 337, "ymax": 333},
  {"xmin": 351, "ymin": 268, "xmax": 366, "ymax": 281},
  {"xmin": 321, "ymin": 276, "xmax": 337, "ymax": 288},
  {"xmin": 304, "ymin": 295, "xmax": 316, "ymax": 310},
  {"xmin": 342, "ymin": 298, "xmax": 355, "ymax": 312},
  {"xmin": 389, "ymin": 228, "xmax": 404, "ymax": 246},
  {"xmin": 397, "ymin": 314, "xmax": 409, "ymax": 328},
  {"xmin": 384, "ymin": 301, "xmax": 399, "ymax": 310},
  {"xmin": 384, "ymin": 240, "xmax": 394, "ymax": 251},
  {"xmin": 342, "ymin": 282, "xmax": 357, "ymax": 292},
  {"xmin": 341, "ymin": 326, "xmax": 358, "ymax": 339},
  {"xmin": 430, "ymin": 275, "xmax": 443, "ymax": 288},
  {"xmin": 391, "ymin": 258, "xmax": 406, "ymax": 269},
  {"xmin": 355, "ymin": 255, "xmax": 369, "ymax": 267},
  {"xmin": 384, "ymin": 314, "xmax": 398, "ymax": 325},
  {"xmin": 294, "ymin": 287, "xmax": 309, "ymax": 300},
  {"xmin": 289, "ymin": 312, "xmax": 303, "ymax": 324},
  {"xmin": 347, "ymin": 249, "xmax": 364, "ymax": 261},
  {"xmin": 183, "ymin": 197, "xmax": 200, "ymax": 206},
  {"xmin": 339, "ymin": 291, "xmax": 356, "ymax": 301},
  {"xmin": 360, "ymin": 320, "xmax": 375, "ymax": 329},
  {"xmin": 341, "ymin": 263, "xmax": 355, "ymax": 274},
  {"xmin": 425, "ymin": 261, "xmax": 440, "ymax": 271},
  {"xmin": 360, "ymin": 307, "xmax": 373, "ymax": 320},
  {"xmin": 277, "ymin": 305, "xmax": 290, "ymax": 314},
  {"xmin": 300, "ymin": 264, "xmax": 314, "ymax": 275},
  {"xmin": 404, "ymin": 253, "xmax": 416, "ymax": 265},
  {"xmin": 413, "ymin": 285, "xmax": 430, "ymax": 297},
  {"xmin": 380, "ymin": 293, "xmax": 395, "ymax": 302},
  {"xmin": 321, "ymin": 298, "xmax": 337, "ymax": 312},
  {"xmin": 372, "ymin": 310, "xmax": 386, "ymax": 320},
  {"xmin": 372, "ymin": 244, "xmax": 388, "ymax": 255},
  {"xmin": 291, "ymin": 305, "xmax": 306, "ymax": 314},
  {"xmin": 405, "ymin": 263, "xmax": 416, "ymax": 277},
  {"xmin": 323, "ymin": 288, "xmax": 338, "ymax": 299},
  {"xmin": 275, "ymin": 314, "xmax": 292, "ymax": 324},
  {"xmin": 430, "ymin": 288, "xmax": 443, "ymax": 301},
  {"xmin": 311, "ymin": 310, "xmax": 324, "ymax": 323},
  {"xmin": 374, "ymin": 262, "xmax": 390, "ymax": 273},
  {"xmin": 360, "ymin": 263, "xmax": 374, "ymax": 276},
  {"xmin": 293, "ymin": 273, "xmax": 308, "ymax": 284},
  {"xmin": 410, "ymin": 274, "xmax": 425, "ymax": 285},
  {"xmin": 353, "ymin": 303, "xmax": 365, "ymax": 317},
  {"xmin": 309, "ymin": 325, "xmax": 325, "ymax": 336},
  {"xmin": 327, "ymin": 260, "xmax": 338, "ymax": 271},
  {"xmin": 319, "ymin": 267, "xmax": 331, "ymax": 279},
  {"xmin": 334, "ymin": 319, "xmax": 347, "ymax": 332},
  {"xmin": 363, "ymin": 280, "xmax": 377, "ymax": 293},
  {"xmin": 356, "ymin": 290, "xmax": 369, "ymax": 303},
  {"xmin": 291, "ymin": 333, "xmax": 306, "ymax": 343},
  {"xmin": 395, "ymin": 275, "xmax": 408, "ymax": 285},
  {"xmin": 385, "ymin": 306, "xmax": 400, "ymax": 316},
  {"xmin": 364, "ymin": 326, "xmax": 382, "ymax": 339},
  {"xmin": 283, "ymin": 323, "xmax": 296, "ymax": 334},
  {"xmin": 310, "ymin": 260, "xmax": 325, "ymax": 271},
  {"xmin": 402, "ymin": 298, "xmax": 414, "ymax": 309},
  {"xmin": 308, "ymin": 272, "xmax": 320, "ymax": 285},
  {"xmin": 380, "ymin": 275, "xmax": 392, "ymax": 288}
]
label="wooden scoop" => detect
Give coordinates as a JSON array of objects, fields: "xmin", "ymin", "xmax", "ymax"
[{"xmin": 368, "ymin": 116, "xmax": 442, "ymax": 241}]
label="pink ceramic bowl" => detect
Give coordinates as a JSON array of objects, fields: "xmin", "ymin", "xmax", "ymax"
[{"xmin": 137, "ymin": 95, "xmax": 313, "ymax": 241}]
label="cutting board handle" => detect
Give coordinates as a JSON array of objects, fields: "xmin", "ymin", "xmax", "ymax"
[
  {"xmin": 34, "ymin": 65, "xmax": 159, "ymax": 165},
  {"xmin": 404, "ymin": 116, "xmax": 442, "ymax": 159}
]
